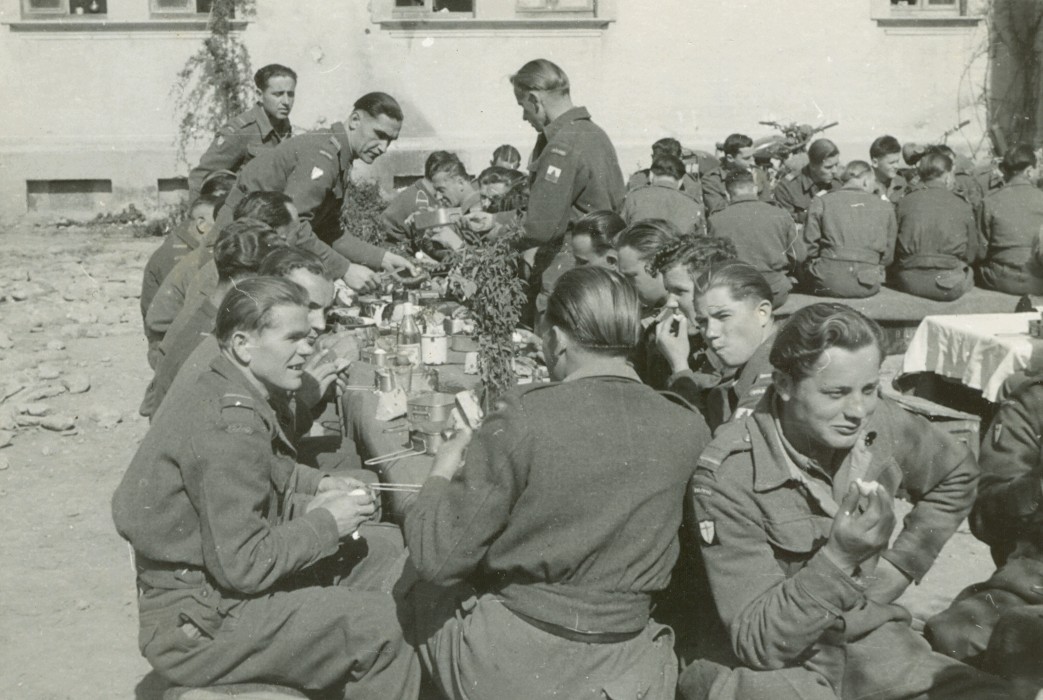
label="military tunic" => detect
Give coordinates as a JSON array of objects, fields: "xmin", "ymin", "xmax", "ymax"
[
  {"xmin": 111, "ymin": 355, "xmax": 419, "ymax": 696},
  {"xmin": 379, "ymin": 178, "xmax": 442, "ymax": 243},
  {"xmin": 139, "ymin": 298, "xmax": 217, "ymax": 419},
  {"xmin": 708, "ymin": 196, "xmax": 803, "ymax": 307},
  {"xmin": 701, "ymin": 165, "xmax": 771, "ymax": 219},
  {"xmin": 801, "ymin": 184, "xmax": 897, "ymax": 298},
  {"xmin": 772, "ymin": 167, "xmax": 844, "ymax": 225},
  {"xmin": 141, "ymin": 218, "xmax": 202, "ymax": 326},
  {"xmin": 977, "ymin": 180, "xmax": 1043, "ymax": 295},
  {"xmin": 678, "ymin": 391, "xmax": 1012, "ymax": 700},
  {"xmin": 623, "ymin": 182, "xmax": 706, "ymax": 236},
  {"xmin": 215, "ymin": 122, "xmax": 387, "ymax": 271},
  {"xmin": 627, "ymin": 169, "xmax": 703, "ymax": 206},
  {"xmin": 405, "ymin": 367, "xmax": 710, "ymax": 700},
  {"xmin": 187, "ymin": 104, "xmax": 291, "ymax": 203},
  {"xmin": 892, "ymin": 181, "xmax": 977, "ymax": 301},
  {"xmin": 926, "ymin": 379, "xmax": 1043, "ymax": 688}
]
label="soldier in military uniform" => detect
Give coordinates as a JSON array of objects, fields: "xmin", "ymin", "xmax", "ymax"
[
  {"xmin": 977, "ymin": 144, "xmax": 1043, "ymax": 295},
  {"xmin": 926, "ymin": 377, "xmax": 1043, "ymax": 693},
  {"xmin": 623, "ymin": 155, "xmax": 706, "ymax": 235},
  {"xmin": 627, "ymin": 137, "xmax": 704, "ymax": 206},
  {"xmin": 773, "ymin": 138, "xmax": 844, "ymax": 225},
  {"xmin": 701, "ymin": 134, "xmax": 771, "ymax": 218},
  {"xmin": 187, "ymin": 64, "xmax": 297, "ymax": 204},
  {"xmin": 708, "ymin": 171, "xmax": 802, "ymax": 306},
  {"xmin": 800, "ymin": 161, "xmax": 897, "ymax": 298},
  {"xmin": 215, "ymin": 92, "xmax": 416, "ymax": 286},
  {"xmin": 113, "ymin": 277, "xmax": 420, "ymax": 698},
  {"xmin": 891, "ymin": 151, "xmax": 978, "ymax": 301},
  {"xmin": 678, "ymin": 303, "xmax": 1014, "ymax": 700},
  {"xmin": 869, "ymin": 135, "xmax": 909, "ymax": 204},
  {"xmin": 379, "ymin": 152, "xmax": 448, "ymax": 244}
]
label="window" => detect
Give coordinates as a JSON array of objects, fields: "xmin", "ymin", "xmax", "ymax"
[
  {"xmin": 517, "ymin": 0, "xmax": 595, "ymax": 11},
  {"xmin": 872, "ymin": 0, "xmax": 982, "ymax": 24},
  {"xmin": 22, "ymin": 0, "xmax": 107, "ymax": 16},
  {"xmin": 150, "ymin": 0, "xmax": 216, "ymax": 15},
  {"xmin": 393, "ymin": 0, "xmax": 475, "ymax": 16},
  {"xmin": 891, "ymin": 0, "xmax": 960, "ymax": 13},
  {"xmin": 376, "ymin": 0, "xmax": 609, "ymax": 28}
]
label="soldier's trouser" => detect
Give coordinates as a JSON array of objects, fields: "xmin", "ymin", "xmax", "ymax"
[
  {"xmin": 979, "ymin": 260, "xmax": 1043, "ymax": 296},
  {"xmin": 411, "ymin": 583, "xmax": 677, "ymax": 700},
  {"xmin": 801, "ymin": 258, "xmax": 883, "ymax": 298},
  {"xmin": 138, "ymin": 524, "xmax": 420, "ymax": 699},
  {"xmin": 892, "ymin": 265, "xmax": 974, "ymax": 302},
  {"xmin": 678, "ymin": 619, "xmax": 1015, "ymax": 700},
  {"xmin": 926, "ymin": 557, "xmax": 1043, "ymax": 680}
]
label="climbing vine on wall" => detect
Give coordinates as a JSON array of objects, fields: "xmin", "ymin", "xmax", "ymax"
[{"xmin": 171, "ymin": 0, "xmax": 256, "ymax": 164}]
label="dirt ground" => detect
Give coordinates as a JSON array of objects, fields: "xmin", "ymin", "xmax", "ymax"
[{"xmin": 0, "ymin": 225, "xmax": 997, "ymax": 699}]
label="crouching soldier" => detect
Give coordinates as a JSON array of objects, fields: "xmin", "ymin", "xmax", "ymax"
[
  {"xmin": 112, "ymin": 277, "xmax": 420, "ymax": 699},
  {"xmin": 926, "ymin": 377, "xmax": 1043, "ymax": 695},
  {"xmin": 678, "ymin": 303, "xmax": 1016, "ymax": 700}
]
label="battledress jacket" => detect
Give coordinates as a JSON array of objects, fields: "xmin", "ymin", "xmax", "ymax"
[{"xmin": 690, "ymin": 390, "xmax": 978, "ymax": 671}]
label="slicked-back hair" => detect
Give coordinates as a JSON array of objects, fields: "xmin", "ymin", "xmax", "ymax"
[
  {"xmin": 259, "ymin": 246, "xmax": 329, "ymax": 280},
  {"xmin": 652, "ymin": 137, "xmax": 683, "ymax": 159},
  {"xmin": 571, "ymin": 210, "xmax": 626, "ymax": 255},
  {"xmin": 214, "ymin": 220, "xmax": 286, "ymax": 282},
  {"xmin": 190, "ymin": 192, "xmax": 221, "ymax": 217},
  {"xmin": 478, "ymin": 166, "xmax": 516, "ymax": 187},
  {"xmin": 1001, "ymin": 144, "xmax": 1037, "ymax": 178},
  {"xmin": 511, "ymin": 59, "xmax": 570, "ymax": 96},
  {"xmin": 616, "ymin": 219, "xmax": 684, "ymax": 272},
  {"xmin": 722, "ymin": 133, "xmax": 753, "ymax": 157},
  {"xmin": 917, "ymin": 151, "xmax": 953, "ymax": 182},
  {"xmin": 869, "ymin": 135, "xmax": 901, "ymax": 160},
  {"xmin": 492, "ymin": 144, "xmax": 521, "ymax": 168},
  {"xmin": 808, "ymin": 139, "xmax": 840, "ymax": 166},
  {"xmin": 354, "ymin": 92, "xmax": 403, "ymax": 122},
  {"xmin": 254, "ymin": 64, "xmax": 297, "ymax": 90},
  {"xmin": 545, "ymin": 267, "xmax": 640, "ymax": 356},
  {"xmin": 770, "ymin": 302, "xmax": 884, "ymax": 381},
  {"xmin": 649, "ymin": 236, "xmax": 738, "ymax": 279},
  {"xmin": 232, "ymin": 191, "xmax": 295, "ymax": 229},
  {"xmin": 694, "ymin": 260, "xmax": 774, "ymax": 307},
  {"xmin": 216, "ymin": 276, "xmax": 309, "ymax": 351},
  {"xmin": 841, "ymin": 160, "xmax": 873, "ymax": 183},
  {"xmin": 651, "ymin": 155, "xmax": 686, "ymax": 181},
  {"xmin": 725, "ymin": 170, "xmax": 757, "ymax": 196},
  {"xmin": 425, "ymin": 151, "xmax": 469, "ymax": 181},
  {"xmin": 200, "ymin": 171, "xmax": 236, "ymax": 199}
]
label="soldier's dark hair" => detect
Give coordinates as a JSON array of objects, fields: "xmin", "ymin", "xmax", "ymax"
[
  {"xmin": 928, "ymin": 144, "xmax": 957, "ymax": 160},
  {"xmin": 651, "ymin": 155, "xmax": 685, "ymax": 181},
  {"xmin": 722, "ymin": 134, "xmax": 754, "ymax": 157},
  {"xmin": 511, "ymin": 59, "xmax": 570, "ymax": 96},
  {"xmin": 616, "ymin": 219, "xmax": 684, "ymax": 273},
  {"xmin": 214, "ymin": 220, "xmax": 286, "ymax": 283},
  {"xmin": 770, "ymin": 302, "xmax": 884, "ymax": 381},
  {"xmin": 425, "ymin": 151, "xmax": 468, "ymax": 181},
  {"xmin": 190, "ymin": 192, "xmax": 221, "ymax": 217},
  {"xmin": 1001, "ymin": 144, "xmax": 1037, "ymax": 179},
  {"xmin": 254, "ymin": 64, "xmax": 297, "ymax": 90},
  {"xmin": 649, "ymin": 236, "xmax": 738, "ymax": 280},
  {"xmin": 477, "ymin": 166, "xmax": 515, "ymax": 187},
  {"xmin": 259, "ymin": 246, "xmax": 329, "ymax": 280},
  {"xmin": 841, "ymin": 160, "xmax": 873, "ymax": 183},
  {"xmin": 694, "ymin": 260, "xmax": 774, "ymax": 308},
  {"xmin": 354, "ymin": 92, "xmax": 404, "ymax": 122},
  {"xmin": 652, "ymin": 138, "xmax": 683, "ymax": 159},
  {"xmin": 917, "ymin": 152, "xmax": 953, "ymax": 182},
  {"xmin": 545, "ymin": 267, "xmax": 640, "ymax": 355},
  {"xmin": 491, "ymin": 144, "xmax": 521, "ymax": 169},
  {"xmin": 725, "ymin": 170, "xmax": 757, "ymax": 196},
  {"xmin": 200, "ymin": 170, "xmax": 236, "ymax": 199},
  {"xmin": 869, "ymin": 135, "xmax": 901, "ymax": 160},
  {"xmin": 808, "ymin": 139, "xmax": 840, "ymax": 166},
  {"xmin": 216, "ymin": 277, "xmax": 309, "ymax": 351},
  {"xmin": 570, "ymin": 211, "xmax": 626, "ymax": 255},
  {"xmin": 232, "ymin": 191, "xmax": 295, "ymax": 230}
]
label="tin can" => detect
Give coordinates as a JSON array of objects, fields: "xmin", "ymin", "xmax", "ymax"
[{"xmin": 375, "ymin": 368, "xmax": 393, "ymax": 392}]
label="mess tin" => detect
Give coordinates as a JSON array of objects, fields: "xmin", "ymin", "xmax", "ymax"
[
  {"xmin": 413, "ymin": 207, "xmax": 462, "ymax": 231},
  {"xmin": 408, "ymin": 392, "xmax": 455, "ymax": 431}
]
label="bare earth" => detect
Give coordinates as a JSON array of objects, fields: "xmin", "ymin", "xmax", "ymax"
[{"xmin": 0, "ymin": 226, "xmax": 995, "ymax": 699}]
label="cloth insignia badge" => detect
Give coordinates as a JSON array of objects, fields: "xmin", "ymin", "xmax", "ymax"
[
  {"xmin": 699, "ymin": 520, "xmax": 718, "ymax": 546},
  {"xmin": 549, "ymin": 146, "xmax": 568, "ymax": 157},
  {"xmin": 311, "ymin": 167, "xmax": 324, "ymax": 180},
  {"xmin": 545, "ymin": 165, "xmax": 562, "ymax": 184}
]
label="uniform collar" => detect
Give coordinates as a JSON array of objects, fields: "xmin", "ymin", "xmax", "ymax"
[
  {"xmin": 173, "ymin": 218, "xmax": 201, "ymax": 249},
  {"xmin": 331, "ymin": 121, "xmax": 355, "ymax": 173},
  {"xmin": 542, "ymin": 106, "xmax": 591, "ymax": 142},
  {"xmin": 562, "ymin": 363, "xmax": 642, "ymax": 384},
  {"xmin": 734, "ymin": 330, "xmax": 776, "ymax": 396},
  {"xmin": 840, "ymin": 181, "xmax": 865, "ymax": 193},
  {"xmin": 209, "ymin": 354, "xmax": 276, "ymax": 414},
  {"xmin": 728, "ymin": 193, "xmax": 760, "ymax": 204},
  {"xmin": 923, "ymin": 180, "xmax": 950, "ymax": 192}
]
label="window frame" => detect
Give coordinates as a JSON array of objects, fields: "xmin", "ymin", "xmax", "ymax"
[
  {"xmin": 376, "ymin": 0, "xmax": 612, "ymax": 30},
  {"xmin": 872, "ymin": 0, "xmax": 982, "ymax": 26},
  {"xmin": 21, "ymin": 0, "xmax": 68, "ymax": 16},
  {"xmin": 149, "ymin": 0, "xmax": 212, "ymax": 16}
]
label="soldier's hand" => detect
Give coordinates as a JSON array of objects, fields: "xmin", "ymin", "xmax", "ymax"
[
  {"xmin": 342, "ymin": 264, "xmax": 380, "ymax": 294},
  {"xmin": 654, "ymin": 307, "xmax": 691, "ymax": 374},
  {"xmin": 464, "ymin": 211, "xmax": 495, "ymax": 233},
  {"xmin": 317, "ymin": 475, "xmax": 369, "ymax": 494},
  {"xmin": 823, "ymin": 483, "xmax": 895, "ymax": 575},
  {"xmin": 306, "ymin": 489, "xmax": 376, "ymax": 539},
  {"xmin": 430, "ymin": 427, "xmax": 473, "ymax": 481},
  {"xmin": 298, "ymin": 348, "xmax": 339, "ymax": 409},
  {"xmin": 382, "ymin": 251, "xmax": 419, "ymax": 276}
]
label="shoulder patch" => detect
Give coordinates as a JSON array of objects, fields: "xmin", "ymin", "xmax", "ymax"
[
  {"xmin": 698, "ymin": 520, "xmax": 719, "ymax": 546},
  {"xmin": 311, "ymin": 167, "xmax": 325, "ymax": 180},
  {"xmin": 544, "ymin": 165, "xmax": 563, "ymax": 184}
]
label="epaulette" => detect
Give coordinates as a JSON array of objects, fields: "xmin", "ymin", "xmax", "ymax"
[
  {"xmin": 219, "ymin": 392, "xmax": 263, "ymax": 434},
  {"xmin": 784, "ymin": 171, "xmax": 799, "ymax": 182},
  {"xmin": 695, "ymin": 419, "xmax": 751, "ymax": 473},
  {"xmin": 318, "ymin": 135, "xmax": 342, "ymax": 163},
  {"xmin": 231, "ymin": 113, "xmax": 255, "ymax": 130}
]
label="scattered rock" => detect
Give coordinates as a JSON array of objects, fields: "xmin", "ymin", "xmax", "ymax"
[
  {"xmin": 19, "ymin": 402, "xmax": 51, "ymax": 417},
  {"xmin": 40, "ymin": 445, "xmax": 53, "ymax": 456},
  {"xmin": 87, "ymin": 406, "xmax": 122, "ymax": 429},
  {"xmin": 9, "ymin": 286, "xmax": 29, "ymax": 301},
  {"xmin": 46, "ymin": 339, "xmax": 66, "ymax": 351},
  {"xmin": 40, "ymin": 415, "xmax": 76, "ymax": 432},
  {"xmin": 37, "ymin": 365, "xmax": 62, "ymax": 381},
  {"xmin": 0, "ymin": 430, "xmax": 12, "ymax": 448},
  {"xmin": 59, "ymin": 324, "xmax": 83, "ymax": 339},
  {"xmin": 63, "ymin": 374, "xmax": 90, "ymax": 394},
  {"xmin": 75, "ymin": 599, "xmax": 90, "ymax": 611},
  {"xmin": 0, "ymin": 455, "xmax": 8, "ymax": 471},
  {"xmin": 0, "ymin": 332, "xmax": 12, "ymax": 350},
  {"xmin": 26, "ymin": 384, "xmax": 66, "ymax": 402},
  {"xmin": 0, "ymin": 408, "xmax": 18, "ymax": 431}
]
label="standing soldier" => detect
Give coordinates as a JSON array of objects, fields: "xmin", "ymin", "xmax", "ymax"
[
  {"xmin": 187, "ymin": 64, "xmax": 297, "ymax": 204},
  {"xmin": 977, "ymin": 144, "xmax": 1043, "ymax": 295},
  {"xmin": 891, "ymin": 151, "xmax": 978, "ymax": 301},
  {"xmin": 800, "ymin": 161, "xmax": 897, "ymax": 298},
  {"xmin": 773, "ymin": 138, "xmax": 844, "ymax": 225},
  {"xmin": 215, "ymin": 92, "xmax": 416, "ymax": 285}
]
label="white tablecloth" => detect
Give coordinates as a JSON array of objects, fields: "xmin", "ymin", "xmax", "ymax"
[{"xmin": 901, "ymin": 312, "xmax": 1043, "ymax": 402}]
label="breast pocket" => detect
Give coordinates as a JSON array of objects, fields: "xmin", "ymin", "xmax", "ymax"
[{"xmin": 764, "ymin": 510, "xmax": 823, "ymax": 570}]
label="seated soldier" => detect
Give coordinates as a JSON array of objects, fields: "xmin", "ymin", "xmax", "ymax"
[
  {"xmin": 569, "ymin": 210, "xmax": 625, "ymax": 268},
  {"xmin": 800, "ymin": 161, "xmax": 897, "ymax": 298},
  {"xmin": 379, "ymin": 152, "xmax": 448, "ymax": 244},
  {"xmin": 406, "ymin": 267, "xmax": 711, "ymax": 700},
  {"xmin": 623, "ymin": 155, "xmax": 706, "ymax": 236},
  {"xmin": 112, "ymin": 277, "xmax": 420, "ymax": 698},
  {"xmin": 708, "ymin": 171, "xmax": 803, "ymax": 307},
  {"xmin": 773, "ymin": 138, "xmax": 844, "ymax": 224},
  {"xmin": 869, "ymin": 135, "xmax": 908, "ymax": 203},
  {"xmin": 656, "ymin": 261, "xmax": 776, "ymax": 433},
  {"xmin": 891, "ymin": 150, "xmax": 978, "ymax": 301},
  {"xmin": 140, "ymin": 192, "xmax": 220, "ymax": 329},
  {"xmin": 140, "ymin": 219, "xmax": 286, "ymax": 418},
  {"xmin": 702, "ymin": 134, "xmax": 770, "ymax": 217},
  {"xmin": 490, "ymin": 143, "xmax": 522, "ymax": 171},
  {"xmin": 427, "ymin": 151, "xmax": 481, "ymax": 214},
  {"xmin": 476, "ymin": 165, "xmax": 515, "ymax": 212},
  {"xmin": 977, "ymin": 144, "xmax": 1043, "ymax": 296},
  {"xmin": 925, "ymin": 377, "xmax": 1043, "ymax": 695},
  {"xmin": 678, "ymin": 303, "xmax": 1015, "ymax": 700},
  {"xmin": 627, "ymin": 136, "xmax": 703, "ymax": 205}
]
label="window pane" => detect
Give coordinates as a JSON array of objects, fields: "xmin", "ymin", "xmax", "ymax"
[
  {"xmin": 196, "ymin": 0, "xmax": 214, "ymax": 10},
  {"xmin": 433, "ymin": 0, "xmax": 473, "ymax": 11},
  {"xmin": 927, "ymin": 0, "xmax": 956, "ymax": 4},
  {"xmin": 70, "ymin": 0, "xmax": 106, "ymax": 13},
  {"xmin": 518, "ymin": 0, "xmax": 594, "ymax": 9},
  {"xmin": 395, "ymin": 0, "xmax": 426, "ymax": 6},
  {"xmin": 26, "ymin": 0, "xmax": 63, "ymax": 9},
  {"xmin": 153, "ymin": 0, "xmax": 191, "ymax": 8}
]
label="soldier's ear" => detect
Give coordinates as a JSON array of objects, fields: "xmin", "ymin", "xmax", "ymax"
[
  {"xmin": 347, "ymin": 110, "xmax": 362, "ymax": 131},
  {"xmin": 773, "ymin": 370, "xmax": 793, "ymax": 401},
  {"xmin": 230, "ymin": 330, "xmax": 253, "ymax": 365},
  {"xmin": 756, "ymin": 299, "xmax": 773, "ymax": 325}
]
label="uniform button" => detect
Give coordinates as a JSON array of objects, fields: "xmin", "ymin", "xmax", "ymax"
[{"xmin": 201, "ymin": 589, "xmax": 208, "ymax": 598}]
